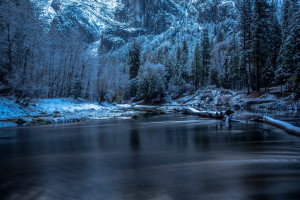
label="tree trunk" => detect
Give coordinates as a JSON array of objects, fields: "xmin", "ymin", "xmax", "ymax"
[{"xmin": 254, "ymin": 116, "xmax": 300, "ymax": 136}]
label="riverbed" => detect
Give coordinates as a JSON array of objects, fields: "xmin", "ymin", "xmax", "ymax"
[{"xmin": 0, "ymin": 115, "xmax": 300, "ymax": 200}]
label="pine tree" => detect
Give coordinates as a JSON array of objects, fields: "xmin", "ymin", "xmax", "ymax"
[
  {"xmin": 181, "ymin": 39, "xmax": 189, "ymax": 82},
  {"xmin": 287, "ymin": 0, "xmax": 300, "ymax": 93},
  {"xmin": 263, "ymin": 57, "xmax": 275, "ymax": 91},
  {"xmin": 172, "ymin": 45, "xmax": 184, "ymax": 86},
  {"xmin": 137, "ymin": 73, "xmax": 166, "ymax": 104},
  {"xmin": 268, "ymin": 0, "xmax": 282, "ymax": 73},
  {"xmin": 164, "ymin": 55, "xmax": 174, "ymax": 84},
  {"xmin": 157, "ymin": 47, "xmax": 163, "ymax": 64},
  {"xmin": 227, "ymin": 32, "xmax": 241, "ymax": 90},
  {"xmin": 276, "ymin": 0, "xmax": 300, "ymax": 92},
  {"xmin": 276, "ymin": 0, "xmax": 291, "ymax": 88},
  {"xmin": 216, "ymin": 29, "xmax": 224, "ymax": 43},
  {"xmin": 252, "ymin": 0, "xmax": 270, "ymax": 91},
  {"xmin": 239, "ymin": 0, "xmax": 253, "ymax": 92},
  {"xmin": 200, "ymin": 28, "xmax": 210, "ymax": 87},
  {"xmin": 191, "ymin": 43, "xmax": 201, "ymax": 90},
  {"xmin": 128, "ymin": 41, "xmax": 140, "ymax": 80}
]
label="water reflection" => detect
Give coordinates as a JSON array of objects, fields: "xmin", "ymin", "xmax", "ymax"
[
  {"xmin": 130, "ymin": 129, "xmax": 140, "ymax": 152},
  {"xmin": 0, "ymin": 115, "xmax": 300, "ymax": 200}
]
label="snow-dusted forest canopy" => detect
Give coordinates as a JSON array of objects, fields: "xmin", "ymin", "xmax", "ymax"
[{"xmin": 0, "ymin": 0, "xmax": 299, "ymax": 105}]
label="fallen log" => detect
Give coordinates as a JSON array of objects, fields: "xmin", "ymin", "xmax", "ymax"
[
  {"xmin": 253, "ymin": 116, "xmax": 300, "ymax": 136},
  {"xmin": 225, "ymin": 115, "xmax": 240, "ymax": 122},
  {"xmin": 183, "ymin": 107, "xmax": 225, "ymax": 120}
]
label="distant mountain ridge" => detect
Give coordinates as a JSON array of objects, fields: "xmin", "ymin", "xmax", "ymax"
[{"xmin": 31, "ymin": 0, "xmax": 238, "ymax": 51}]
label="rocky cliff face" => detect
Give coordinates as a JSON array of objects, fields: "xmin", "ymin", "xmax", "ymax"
[
  {"xmin": 32, "ymin": 0, "xmax": 237, "ymax": 52},
  {"xmin": 116, "ymin": 0, "xmax": 182, "ymax": 34}
]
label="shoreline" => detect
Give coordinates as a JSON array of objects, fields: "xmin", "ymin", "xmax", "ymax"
[{"xmin": 1, "ymin": 88, "xmax": 299, "ymax": 128}]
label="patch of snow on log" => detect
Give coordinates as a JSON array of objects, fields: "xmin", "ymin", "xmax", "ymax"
[
  {"xmin": 264, "ymin": 116, "xmax": 300, "ymax": 136},
  {"xmin": 188, "ymin": 108, "xmax": 202, "ymax": 114},
  {"xmin": 184, "ymin": 107, "xmax": 225, "ymax": 119}
]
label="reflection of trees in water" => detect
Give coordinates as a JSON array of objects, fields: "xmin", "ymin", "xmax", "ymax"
[
  {"xmin": 165, "ymin": 126, "xmax": 189, "ymax": 150},
  {"xmin": 130, "ymin": 129, "xmax": 140, "ymax": 151},
  {"xmin": 192, "ymin": 125, "xmax": 211, "ymax": 150},
  {"xmin": 175, "ymin": 126, "xmax": 189, "ymax": 149}
]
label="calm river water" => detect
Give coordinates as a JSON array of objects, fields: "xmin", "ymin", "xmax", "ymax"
[{"xmin": 0, "ymin": 115, "xmax": 300, "ymax": 200}]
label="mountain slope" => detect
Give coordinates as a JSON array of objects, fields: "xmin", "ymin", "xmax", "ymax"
[{"xmin": 31, "ymin": 0, "xmax": 238, "ymax": 51}]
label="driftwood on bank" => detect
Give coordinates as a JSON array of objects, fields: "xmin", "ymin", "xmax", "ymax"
[
  {"xmin": 183, "ymin": 108, "xmax": 225, "ymax": 120},
  {"xmin": 253, "ymin": 116, "xmax": 300, "ymax": 136}
]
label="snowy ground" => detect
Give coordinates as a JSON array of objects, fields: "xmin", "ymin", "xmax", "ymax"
[
  {"xmin": 0, "ymin": 98, "xmax": 140, "ymax": 127},
  {"xmin": 173, "ymin": 87, "xmax": 300, "ymax": 112},
  {"xmin": 1, "ymin": 87, "xmax": 299, "ymax": 128}
]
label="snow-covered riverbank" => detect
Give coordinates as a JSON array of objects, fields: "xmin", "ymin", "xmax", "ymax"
[
  {"xmin": 174, "ymin": 87, "xmax": 299, "ymax": 111},
  {"xmin": 1, "ymin": 87, "xmax": 299, "ymax": 128},
  {"xmin": 0, "ymin": 98, "xmax": 142, "ymax": 127}
]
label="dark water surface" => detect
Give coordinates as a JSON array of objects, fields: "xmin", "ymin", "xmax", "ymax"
[{"xmin": 1, "ymin": 115, "xmax": 300, "ymax": 200}]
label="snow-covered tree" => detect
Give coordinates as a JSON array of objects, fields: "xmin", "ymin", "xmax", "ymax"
[
  {"xmin": 276, "ymin": 0, "xmax": 300, "ymax": 93},
  {"xmin": 200, "ymin": 28, "xmax": 211, "ymax": 87},
  {"xmin": 136, "ymin": 62, "xmax": 166, "ymax": 104},
  {"xmin": 238, "ymin": 0, "xmax": 253, "ymax": 92},
  {"xmin": 252, "ymin": 0, "xmax": 270, "ymax": 91},
  {"xmin": 191, "ymin": 42, "xmax": 201, "ymax": 90},
  {"xmin": 128, "ymin": 41, "xmax": 140, "ymax": 80}
]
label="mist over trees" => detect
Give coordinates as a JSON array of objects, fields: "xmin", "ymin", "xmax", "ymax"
[{"xmin": 0, "ymin": 0, "xmax": 299, "ymax": 105}]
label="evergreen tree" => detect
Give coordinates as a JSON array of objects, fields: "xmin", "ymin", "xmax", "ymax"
[
  {"xmin": 200, "ymin": 28, "xmax": 211, "ymax": 87},
  {"xmin": 181, "ymin": 39, "xmax": 189, "ymax": 66},
  {"xmin": 268, "ymin": 0, "xmax": 282, "ymax": 74},
  {"xmin": 252, "ymin": 0, "xmax": 270, "ymax": 91},
  {"xmin": 181, "ymin": 39, "xmax": 189, "ymax": 82},
  {"xmin": 164, "ymin": 55, "xmax": 174, "ymax": 84},
  {"xmin": 172, "ymin": 45, "xmax": 184, "ymax": 86},
  {"xmin": 276, "ymin": 0, "xmax": 300, "ymax": 92},
  {"xmin": 238, "ymin": 0, "xmax": 253, "ymax": 92},
  {"xmin": 128, "ymin": 41, "xmax": 140, "ymax": 80},
  {"xmin": 216, "ymin": 29, "xmax": 224, "ymax": 43},
  {"xmin": 157, "ymin": 47, "xmax": 163, "ymax": 64},
  {"xmin": 137, "ymin": 71, "xmax": 166, "ymax": 104},
  {"xmin": 281, "ymin": 0, "xmax": 291, "ymax": 41},
  {"xmin": 263, "ymin": 57, "xmax": 275, "ymax": 91},
  {"xmin": 191, "ymin": 43, "xmax": 201, "ymax": 90},
  {"xmin": 227, "ymin": 32, "xmax": 241, "ymax": 90}
]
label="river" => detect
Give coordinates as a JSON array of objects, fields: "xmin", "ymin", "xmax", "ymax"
[{"xmin": 0, "ymin": 115, "xmax": 300, "ymax": 200}]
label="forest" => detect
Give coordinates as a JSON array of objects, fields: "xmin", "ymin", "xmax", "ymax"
[
  {"xmin": 0, "ymin": 0, "xmax": 299, "ymax": 105},
  {"xmin": 1, "ymin": 2, "xmax": 300, "ymax": 199}
]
